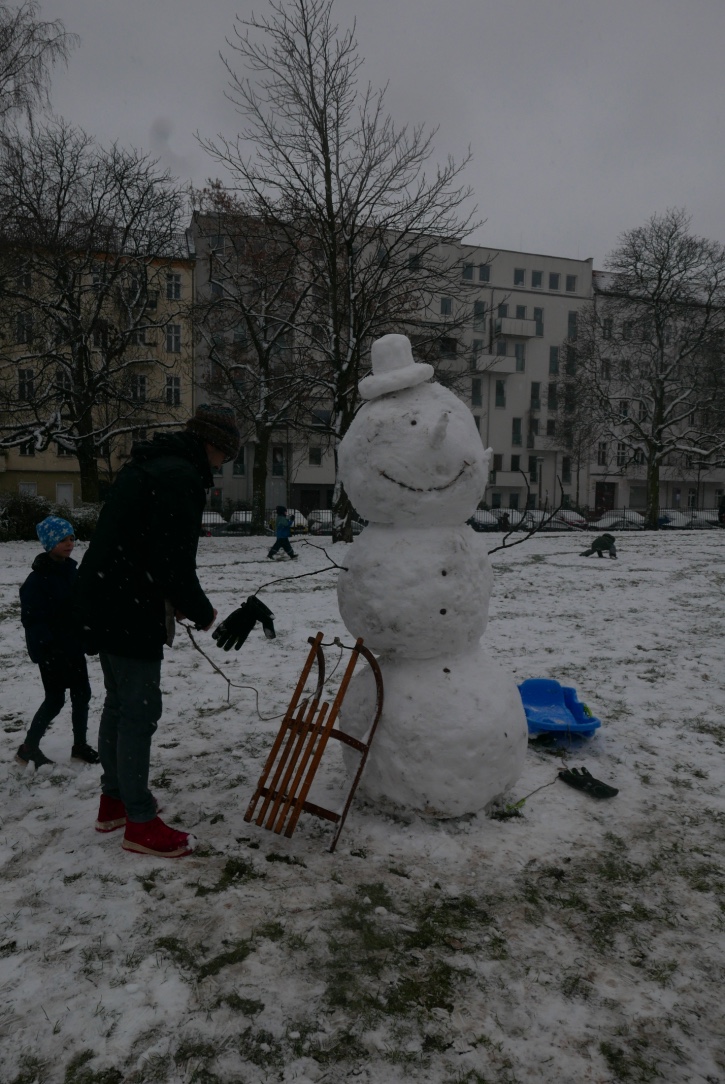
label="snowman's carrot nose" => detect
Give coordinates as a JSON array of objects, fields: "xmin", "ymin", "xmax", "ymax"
[{"xmin": 430, "ymin": 412, "xmax": 449, "ymax": 449}]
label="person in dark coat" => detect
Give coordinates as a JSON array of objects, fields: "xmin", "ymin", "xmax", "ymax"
[
  {"xmin": 74, "ymin": 404, "xmax": 240, "ymax": 858},
  {"xmin": 580, "ymin": 533, "xmax": 618, "ymax": 559},
  {"xmin": 267, "ymin": 505, "xmax": 297, "ymax": 559},
  {"xmin": 17, "ymin": 516, "xmax": 97, "ymax": 770}
]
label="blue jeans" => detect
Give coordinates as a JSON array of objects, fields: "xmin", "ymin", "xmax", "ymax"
[
  {"xmin": 98, "ymin": 653, "xmax": 162, "ymax": 823},
  {"xmin": 25, "ymin": 662, "xmax": 91, "ymax": 750}
]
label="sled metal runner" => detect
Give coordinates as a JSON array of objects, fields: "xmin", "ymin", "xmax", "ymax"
[{"xmin": 244, "ymin": 632, "xmax": 384, "ymax": 852}]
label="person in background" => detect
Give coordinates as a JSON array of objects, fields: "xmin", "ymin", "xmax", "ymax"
[
  {"xmin": 580, "ymin": 533, "xmax": 618, "ymax": 559},
  {"xmin": 17, "ymin": 516, "xmax": 97, "ymax": 770},
  {"xmin": 267, "ymin": 505, "xmax": 297, "ymax": 560},
  {"xmin": 74, "ymin": 404, "xmax": 240, "ymax": 858}
]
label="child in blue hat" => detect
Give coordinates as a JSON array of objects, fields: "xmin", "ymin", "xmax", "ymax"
[{"xmin": 17, "ymin": 516, "xmax": 98, "ymax": 769}]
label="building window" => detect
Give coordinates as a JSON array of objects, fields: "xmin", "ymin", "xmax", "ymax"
[
  {"xmin": 549, "ymin": 346, "xmax": 559, "ymax": 374},
  {"xmin": 472, "ymin": 415, "xmax": 481, "ymax": 431},
  {"xmin": 232, "ymin": 447, "xmax": 245, "ymax": 475},
  {"xmin": 165, "ymin": 324, "xmax": 181, "ymax": 353},
  {"xmin": 564, "ymin": 346, "xmax": 577, "ymax": 375},
  {"xmin": 567, "ymin": 311, "xmax": 578, "ymax": 341},
  {"xmin": 440, "ymin": 296, "xmax": 452, "ymax": 316},
  {"xmin": 546, "ymin": 419, "xmax": 556, "ymax": 437},
  {"xmin": 19, "ymin": 439, "xmax": 35, "ymax": 456},
  {"xmin": 633, "ymin": 448, "xmax": 644, "ymax": 465},
  {"xmin": 272, "ymin": 446, "xmax": 284, "ymax": 476},
  {"xmin": 529, "ymin": 418, "xmax": 540, "ymax": 441},
  {"xmin": 565, "ymin": 275, "xmax": 577, "ymax": 292},
  {"xmin": 602, "ymin": 316, "xmax": 612, "ymax": 340},
  {"xmin": 533, "ymin": 307, "xmax": 544, "ymax": 336},
  {"xmin": 309, "ymin": 447, "xmax": 322, "ymax": 466},
  {"xmin": 549, "ymin": 272, "xmax": 560, "ymax": 290},
  {"xmin": 57, "ymin": 443, "xmax": 74, "ymax": 457},
  {"xmin": 514, "ymin": 343, "xmax": 525, "ymax": 371},
  {"xmin": 492, "ymin": 453, "xmax": 503, "ymax": 472},
  {"xmin": 622, "ymin": 321, "xmax": 633, "ymax": 341},
  {"xmin": 408, "ymin": 252, "xmax": 421, "ymax": 272},
  {"xmin": 509, "ymin": 492, "xmax": 520, "ymax": 510},
  {"xmin": 16, "ymin": 312, "xmax": 33, "ymax": 344},
  {"xmin": 601, "ymin": 357, "xmax": 611, "ymax": 380},
  {"xmin": 471, "ymin": 340, "xmax": 483, "ymax": 369},
  {"xmin": 515, "ymin": 305, "xmax": 526, "ymax": 320},
  {"xmin": 511, "ymin": 454, "xmax": 520, "ymax": 472},
  {"xmin": 93, "ymin": 325, "xmax": 109, "ymax": 350},
  {"xmin": 532, "ymin": 270, "xmax": 543, "ymax": 288},
  {"xmin": 512, "ymin": 418, "xmax": 522, "ymax": 446},
  {"xmin": 530, "ymin": 382, "xmax": 541, "ymax": 410},
  {"xmin": 617, "ymin": 442, "xmax": 626, "ymax": 466},
  {"xmin": 462, "ymin": 263, "xmax": 474, "ymax": 281},
  {"xmin": 496, "ymin": 340, "xmax": 507, "ymax": 356},
  {"xmin": 528, "ymin": 456, "xmax": 538, "ymax": 482},
  {"xmin": 165, "ymin": 376, "xmax": 181, "ymax": 406},
  {"xmin": 18, "ymin": 482, "xmax": 37, "ymax": 496},
  {"xmin": 514, "ymin": 268, "xmax": 525, "ymax": 286},
  {"xmin": 620, "ymin": 399, "xmax": 629, "ymax": 418},
  {"xmin": 473, "ymin": 300, "xmax": 486, "ymax": 330},
  {"xmin": 131, "ymin": 374, "xmax": 147, "ymax": 402},
  {"xmin": 166, "ymin": 272, "xmax": 182, "ymax": 300},
  {"xmin": 439, "ymin": 337, "xmax": 457, "ymax": 358},
  {"xmin": 497, "ymin": 303, "xmax": 508, "ymax": 318},
  {"xmin": 495, "ymin": 380, "xmax": 506, "ymax": 408},
  {"xmin": 547, "ymin": 382, "xmax": 558, "ymax": 411},
  {"xmin": 18, "ymin": 369, "xmax": 34, "ymax": 400},
  {"xmin": 471, "ymin": 378, "xmax": 482, "ymax": 407},
  {"xmin": 638, "ymin": 400, "xmax": 647, "ymax": 421},
  {"xmin": 209, "ymin": 234, "xmax": 225, "ymax": 253},
  {"xmin": 479, "ymin": 264, "xmax": 490, "ymax": 282},
  {"xmin": 491, "ymin": 492, "xmax": 502, "ymax": 509},
  {"xmin": 562, "ymin": 456, "xmax": 572, "ymax": 484}
]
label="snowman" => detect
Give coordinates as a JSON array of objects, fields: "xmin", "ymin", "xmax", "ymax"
[{"xmin": 336, "ymin": 334, "xmax": 527, "ymax": 818}]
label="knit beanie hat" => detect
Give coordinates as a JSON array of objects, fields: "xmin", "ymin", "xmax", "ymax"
[
  {"xmin": 276, "ymin": 505, "xmax": 287, "ymax": 515},
  {"xmin": 185, "ymin": 404, "xmax": 241, "ymax": 461},
  {"xmin": 36, "ymin": 515, "xmax": 74, "ymax": 552}
]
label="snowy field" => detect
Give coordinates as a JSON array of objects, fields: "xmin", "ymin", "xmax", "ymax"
[{"xmin": 0, "ymin": 530, "xmax": 723, "ymax": 1084}]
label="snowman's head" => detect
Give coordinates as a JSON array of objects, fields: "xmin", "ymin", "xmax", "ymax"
[{"xmin": 339, "ymin": 382, "xmax": 491, "ymax": 526}]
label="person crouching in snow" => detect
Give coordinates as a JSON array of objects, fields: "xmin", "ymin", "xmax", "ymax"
[
  {"xmin": 17, "ymin": 516, "xmax": 98, "ymax": 770},
  {"xmin": 267, "ymin": 506, "xmax": 297, "ymax": 559},
  {"xmin": 580, "ymin": 533, "xmax": 617, "ymax": 559}
]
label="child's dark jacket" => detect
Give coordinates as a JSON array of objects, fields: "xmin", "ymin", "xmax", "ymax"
[
  {"xmin": 20, "ymin": 554, "xmax": 84, "ymax": 668},
  {"xmin": 275, "ymin": 514, "xmax": 294, "ymax": 539}
]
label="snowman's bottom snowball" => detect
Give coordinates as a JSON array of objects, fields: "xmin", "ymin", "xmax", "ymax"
[{"xmin": 340, "ymin": 648, "xmax": 527, "ymax": 818}]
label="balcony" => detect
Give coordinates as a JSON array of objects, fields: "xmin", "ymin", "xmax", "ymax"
[
  {"xmin": 474, "ymin": 353, "xmax": 519, "ymax": 374},
  {"xmin": 495, "ymin": 317, "xmax": 538, "ymax": 338},
  {"xmin": 490, "ymin": 470, "xmax": 523, "ymax": 487}
]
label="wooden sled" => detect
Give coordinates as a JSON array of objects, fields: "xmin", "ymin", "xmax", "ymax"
[{"xmin": 244, "ymin": 632, "xmax": 383, "ymax": 852}]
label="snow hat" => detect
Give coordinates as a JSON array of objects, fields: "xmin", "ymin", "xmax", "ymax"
[
  {"xmin": 186, "ymin": 404, "xmax": 241, "ymax": 460},
  {"xmin": 358, "ymin": 334, "xmax": 434, "ymax": 400},
  {"xmin": 36, "ymin": 515, "xmax": 74, "ymax": 552}
]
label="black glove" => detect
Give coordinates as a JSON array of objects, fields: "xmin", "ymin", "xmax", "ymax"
[{"xmin": 212, "ymin": 596, "xmax": 276, "ymax": 651}]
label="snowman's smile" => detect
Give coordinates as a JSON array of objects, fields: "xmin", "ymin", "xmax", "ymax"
[{"xmin": 380, "ymin": 465, "xmax": 468, "ymax": 493}]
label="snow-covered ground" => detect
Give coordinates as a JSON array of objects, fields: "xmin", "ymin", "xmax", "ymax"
[{"xmin": 0, "ymin": 531, "xmax": 723, "ymax": 1084}]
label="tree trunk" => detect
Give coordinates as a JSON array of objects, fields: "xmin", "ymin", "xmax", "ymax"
[
  {"xmin": 77, "ymin": 448, "xmax": 100, "ymax": 504},
  {"xmin": 645, "ymin": 456, "xmax": 660, "ymax": 529},
  {"xmin": 251, "ymin": 432, "xmax": 271, "ymax": 533}
]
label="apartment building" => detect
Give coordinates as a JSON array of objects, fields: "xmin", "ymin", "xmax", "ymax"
[
  {"xmin": 450, "ymin": 244, "xmax": 595, "ymax": 512},
  {"xmin": 0, "ymin": 254, "xmax": 195, "ymax": 507}
]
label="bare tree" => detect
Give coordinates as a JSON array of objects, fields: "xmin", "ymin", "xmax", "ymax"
[
  {"xmin": 574, "ymin": 209, "xmax": 725, "ymax": 526},
  {"xmin": 0, "ymin": 119, "xmax": 189, "ymax": 501},
  {"xmin": 0, "ymin": 0, "xmax": 78, "ymax": 129},
  {"xmin": 193, "ymin": 186, "xmax": 318, "ymax": 528},
  {"xmin": 199, "ymin": 0, "xmax": 479, "ymax": 538}
]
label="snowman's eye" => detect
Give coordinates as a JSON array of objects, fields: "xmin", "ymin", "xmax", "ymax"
[{"xmin": 410, "ymin": 419, "xmax": 417, "ymax": 426}]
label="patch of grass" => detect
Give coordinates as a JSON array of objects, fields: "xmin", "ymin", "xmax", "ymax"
[
  {"xmin": 264, "ymin": 851, "xmax": 306, "ymax": 867},
  {"xmin": 406, "ymin": 894, "xmax": 492, "ymax": 950},
  {"xmin": 646, "ymin": 960, "xmax": 678, "ymax": 986},
  {"xmin": 195, "ymin": 856, "xmax": 265, "ymax": 896},
  {"xmin": 197, "ymin": 939, "xmax": 251, "ymax": 979},
  {"xmin": 0, "ymin": 940, "xmax": 17, "ymax": 957},
  {"xmin": 680, "ymin": 861, "xmax": 722, "ymax": 893},
  {"xmin": 690, "ymin": 719, "xmax": 725, "ymax": 746},
  {"xmin": 384, "ymin": 960, "xmax": 457, "ymax": 1013},
  {"xmin": 256, "ymin": 921, "xmax": 285, "ymax": 942},
  {"xmin": 64, "ymin": 1051, "xmax": 123, "ymax": 1084},
  {"xmin": 561, "ymin": 972, "xmax": 593, "ymax": 1000},
  {"xmin": 9, "ymin": 1055, "xmax": 49, "ymax": 1084},
  {"xmin": 63, "ymin": 872, "xmax": 84, "ymax": 885},
  {"xmin": 149, "ymin": 771, "xmax": 173, "ymax": 789},
  {"xmin": 155, "ymin": 935, "xmax": 198, "ymax": 970},
  {"xmin": 219, "ymin": 993, "xmax": 265, "ymax": 1015},
  {"xmin": 599, "ymin": 1039, "xmax": 659, "ymax": 1082},
  {"xmin": 237, "ymin": 1026, "xmax": 285, "ymax": 1069}
]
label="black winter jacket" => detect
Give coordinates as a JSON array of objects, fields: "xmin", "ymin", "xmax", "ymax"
[
  {"xmin": 20, "ymin": 554, "xmax": 84, "ymax": 664},
  {"xmin": 74, "ymin": 431, "xmax": 215, "ymax": 660}
]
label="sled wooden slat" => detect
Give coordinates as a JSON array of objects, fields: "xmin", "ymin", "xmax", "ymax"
[{"xmin": 244, "ymin": 632, "xmax": 384, "ymax": 852}]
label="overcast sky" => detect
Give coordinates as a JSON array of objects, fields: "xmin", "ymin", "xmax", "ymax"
[{"xmin": 39, "ymin": 0, "xmax": 725, "ymax": 268}]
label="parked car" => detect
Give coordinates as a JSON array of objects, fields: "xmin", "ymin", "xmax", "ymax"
[
  {"xmin": 589, "ymin": 510, "xmax": 645, "ymax": 531},
  {"xmin": 307, "ymin": 509, "xmax": 363, "ymax": 535},
  {"xmin": 518, "ymin": 509, "xmax": 569, "ymax": 531},
  {"xmin": 553, "ymin": 509, "xmax": 587, "ymax": 529},
  {"xmin": 467, "ymin": 510, "xmax": 500, "ymax": 532}
]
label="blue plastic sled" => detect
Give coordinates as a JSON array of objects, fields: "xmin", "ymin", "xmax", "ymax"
[{"xmin": 518, "ymin": 678, "xmax": 601, "ymax": 740}]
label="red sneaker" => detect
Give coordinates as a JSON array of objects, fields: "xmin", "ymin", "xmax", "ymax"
[
  {"xmin": 122, "ymin": 816, "xmax": 193, "ymax": 858},
  {"xmin": 95, "ymin": 794, "xmax": 126, "ymax": 832},
  {"xmin": 95, "ymin": 794, "xmax": 163, "ymax": 832}
]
